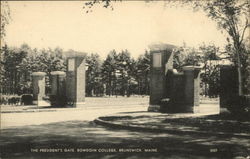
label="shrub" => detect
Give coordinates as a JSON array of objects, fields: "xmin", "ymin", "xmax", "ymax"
[
  {"xmin": 21, "ymin": 94, "xmax": 33, "ymax": 105},
  {"xmin": 227, "ymin": 95, "xmax": 250, "ymax": 119}
]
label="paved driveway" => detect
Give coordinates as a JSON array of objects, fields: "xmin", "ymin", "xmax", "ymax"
[
  {"xmin": 1, "ymin": 97, "xmax": 149, "ymax": 128},
  {"xmin": 1, "ymin": 97, "xmax": 248, "ymax": 159}
]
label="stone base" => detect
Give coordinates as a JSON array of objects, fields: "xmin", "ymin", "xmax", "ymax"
[
  {"xmin": 74, "ymin": 102, "xmax": 85, "ymax": 108},
  {"xmin": 149, "ymin": 104, "xmax": 201, "ymax": 113},
  {"xmin": 180, "ymin": 106, "xmax": 200, "ymax": 113},
  {"xmin": 148, "ymin": 105, "xmax": 161, "ymax": 112},
  {"xmin": 33, "ymin": 100, "xmax": 50, "ymax": 106},
  {"xmin": 193, "ymin": 106, "xmax": 200, "ymax": 113}
]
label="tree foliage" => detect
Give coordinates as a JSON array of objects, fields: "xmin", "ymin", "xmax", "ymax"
[
  {"xmin": 100, "ymin": 49, "xmax": 139, "ymax": 96},
  {"xmin": 83, "ymin": 0, "xmax": 116, "ymax": 13},
  {"xmin": 86, "ymin": 53, "xmax": 103, "ymax": 96},
  {"xmin": 101, "ymin": 50, "xmax": 118, "ymax": 96},
  {"xmin": 196, "ymin": 0, "xmax": 250, "ymax": 95},
  {"xmin": 136, "ymin": 50, "xmax": 150, "ymax": 95},
  {"xmin": 0, "ymin": 1, "xmax": 11, "ymax": 39},
  {"xmin": 173, "ymin": 44, "xmax": 221, "ymax": 97},
  {"xmin": 84, "ymin": 0, "xmax": 249, "ymax": 96},
  {"xmin": 0, "ymin": 44, "xmax": 66, "ymax": 94}
]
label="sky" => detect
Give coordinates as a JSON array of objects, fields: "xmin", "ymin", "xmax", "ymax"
[{"xmin": 4, "ymin": 1, "xmax": 228, "ymax": 59}]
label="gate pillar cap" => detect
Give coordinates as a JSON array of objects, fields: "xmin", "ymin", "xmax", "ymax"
[
  {"xmin": 149, "ymin": 43, "xmax": 177, "ymax": 52},
  {"xmin": 65, "ymin": 51, "xmax": 87, "ymax": 59},
  {"xmin": 51, "ymin": 71, "xmax": 66, "ymax": 76},
  {"xmin": 31, "ymin": 72, "xmax": 46, "ymax": 76},
  {"xmin": 183, "ymin": 66, "xmax": 202, "ymax": 71}
]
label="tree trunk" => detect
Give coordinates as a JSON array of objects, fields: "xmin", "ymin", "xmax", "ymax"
[{"xmin": 236, "ymin": 50, "xmax": 243, "ymax": 96}]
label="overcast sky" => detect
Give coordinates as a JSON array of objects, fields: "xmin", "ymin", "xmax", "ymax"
[{"xmin": 5, "ymin": 1, "xmax": 227, "ymax": 59}]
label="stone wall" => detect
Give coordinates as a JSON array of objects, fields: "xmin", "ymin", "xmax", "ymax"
[{"xmin": 148, "ymin": 43, "xmax": 202, "ymax": 113}]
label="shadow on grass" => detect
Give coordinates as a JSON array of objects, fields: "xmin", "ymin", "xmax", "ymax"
[
  {"xmin": 162, "ymin": 113, "xmax": 250, "ymax": 134},
  {"xmin": 0, "ymin": 120, "xmax": 249, "ymax": 159}
]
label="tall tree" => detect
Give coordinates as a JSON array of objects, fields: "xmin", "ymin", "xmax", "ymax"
[
  {"xmin": 0, "ymin": 1, "xmax": 11, "ymax": 40},
  {"xmin": 1, "ymin": 44, "xmax": 28, "ymax": 94},
  {"xmin": 136, "ymin": 50, "xmax": 150, "ymax": 95},
  {"xmin": 116, "ymin": 49, "xmax": 133, "ymax": 96},
  {"xmin": 84, "ymin": 0, "xmax": 250, "ymax": 96},
  {"xmin": 101, "ymin": 50, "xmax": 118, "ymax": 96},
  {"xmin": 195, "ymin": 0, "xmax": 250, "ymax": 95},
  {"xmin": 199, "ymin": 44, "xmax": 220, "ymax": 97},
  {"xmin": 86, "ymin": 53, "xmax": 103, "ymax": 96}
]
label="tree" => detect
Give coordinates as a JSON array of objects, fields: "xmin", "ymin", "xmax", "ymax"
[
  {"xmin": 0, "ymin": 44, "xmax": 67, "ymax": 95},
  {"xmin": 0, "ymin": 44, "xmax": 29, "ymax": 94},
  {"xmin": 243, "ymin": 38, "xmax": 250, "ymax": 94},
  {"xmin": 136, "ymin": 50, "xmax": 150, "ymax": 95},
  {"xmin": 83, "ymin": 0, "xmax": 115, "ymax": 13},
  {"xmin": 195, "ymin": 0, "xmax": 250, "ymax": 96},
  {"xmin": 101, "ymin": 50, "xmax": 118, "ymax": 96},
  {"xmin": 199, "ymin": 44, "xmax": 220, "ymax": 97},
  {"xmin": 86, "ymin": 53, "xmax": 103, "ymax": 96},
  {"xmin": 173, "ymin": 44, "xmax": 221, "ymax": 97},
  {"xmin": 0, "ymin": 1, "xmax": 11, "ymax": 40},
  {"xmin": 0, "ymin": 1, "xmax": 11, "ymax": 93},
  {"xmin": 84, "ymin": 0, "xmax": 250, "ymax": 96},
  {"xmin": 173, "ymin": 47, "xmax": 202, "ymax": 71},
  {"xmin": 116, "ymin": 50, "xmax": 134, "ymax": 96}
]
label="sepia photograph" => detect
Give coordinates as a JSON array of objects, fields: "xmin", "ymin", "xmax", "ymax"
[{"xmin": 0, "ymin": 0, "xmax": 250, "ymax": 159}]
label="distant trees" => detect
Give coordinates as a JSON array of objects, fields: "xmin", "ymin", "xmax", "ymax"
[
  {"xmin": 83, "ymin": 0, "xmax": 250, "ymax": 96},
  {"xmin": 0, "ymin": 44, "xmax": 66, "ymax": 95},
  {"xmin": 0, "ymin": 44, "xmax": 151, "ymax": 97},
  {"xmin": 115, "ymin": 50, "xmax": 134, "ymax": 96},
  {"xmin": 199, "ymin": 44, "xmax": 220, "ymax": 97},
  {"xmin": 173, "ymin": 44, "xmax": 221, "ymax": 97},
  {"xmin": 100, "ymin": 49, "xmax": 145, "ymax": 97},
  {"xmin": 4, "ymin": 42, "xmax": 242, "ymax": 98},
  {"xmin": 0, "ymin": 1, "xmax": 11, "ymax": 39},
  {"xmin": 0, "ymin": 45, "xmax": 28, "ymax": 94},
  {"xmin": 86, "ymin": 53, "xmax": 103, "ymax": 96},
  {"xmin": 196, "ymin": 0, "xmax": 249, "ymax": 96},
  {"xmin": 101, "ymin": 50, "xmax": 118, "ymax": 96},
  {"xmin": 136, "ymin": 50, "xmax": 150, "ymax": 95}
]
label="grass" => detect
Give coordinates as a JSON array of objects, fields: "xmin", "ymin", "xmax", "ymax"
[{"xmin": 1, "ymin": 120, "xmax": 249, "ymax": 159}]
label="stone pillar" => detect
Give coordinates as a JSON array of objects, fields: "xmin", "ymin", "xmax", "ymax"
[
  {"xmin": 220, "ymin": 65, "xmax": 238, "ymax": 108},
  {"xmin": 170, "ymin": 72, "xmax": 185, "ymax": 112},
  {"xmin": 148, "ymin": 43, "xmax": 176, "ymax": 112},
  {"xmin": 31, "ymin": 72, "xmax": 46, "ymax": 106},
  {"xmin": 66, "ymin": 56, "xmax": 86, "ymax": 107},
  {"xmin": 183, "ymin": 66, "xmax": 201, "ymax": 113},
  {"xmin": 50, "ymin": 71, "xmax": 66, "ymax": 107}
]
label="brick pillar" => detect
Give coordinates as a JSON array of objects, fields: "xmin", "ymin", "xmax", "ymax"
[
  {"xmin": 183, "ymin": 66, "xmax": 201, "ymax": 113},
  {"xmin": 31, "ymin": 72, "xmax": 46, "ymax": 106},
  {"xmin": 148, "ymin": 43, "xmax": 176, "ymax": 112},
  {"xmin": 66, "ymin": 56, "xmax": 86, "ymax": 107},
  {"xmin": 51, "ymin": 71, "xmax": 66, "ymax": 107}
]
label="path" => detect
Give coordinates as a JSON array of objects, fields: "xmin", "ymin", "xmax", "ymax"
[{"xmin": 1, "ymin": 97, "xmax": 249, "ymax": 159}]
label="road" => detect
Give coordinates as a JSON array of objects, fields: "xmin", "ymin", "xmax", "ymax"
[
  {"xmin": 1, "ymin": 97, "xmax": 249, "ymax": 159},
  {"xmin": 1, "ymin": 104, "xmax": 147, "ymax": 129}
]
